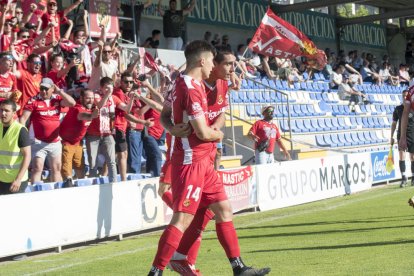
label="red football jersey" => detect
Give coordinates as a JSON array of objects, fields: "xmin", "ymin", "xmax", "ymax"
[
  {"xmin": 171, "ymin": 75, "xmax": 214, "ymax": 165},
  {"xmin": 405, "ymin": 85, "xmax": 414, "ymax": 110},
  {"xmin": 46, "ymin": 70, "xmax": 67, "ymax": 90},
  {"xmin": 17, "ymin": 69, "xmax": 43, "ymax": 116},
  {"xmin": 0, "ymin": 72, "xmax": 17, "ymax": 102},
  {"xmin": 145, "ymin": 108, "xmax": 164, "ymax": 140},
  {"xmin": 24, "ymin": 94, "xmax": 63, "ymax": 143},
  {"xmin": 204, "ymin": 79, "xmax": 229, "ymax": 126},
  {"xmin": 59, "ymin": 104, "xmax": 92, "ymax": 145},
  {"xmin": 0, "ymin": 34, "xmax": 11, "ymax": 52},
  {"xmin": 112, "ymin": 88, "xmax": 129, "ymax": 133},
  {"xmin": 41, "ymin": 11, "xmax": 67, "ymax": 43},
  {"xmin": 249, "ymin": 120, "xmax": 281, "ymax": 153}
]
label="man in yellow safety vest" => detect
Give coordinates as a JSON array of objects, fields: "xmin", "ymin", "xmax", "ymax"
[{"xmin": 0, "ymin": 99, "xmax": 31, "ymax": 195}]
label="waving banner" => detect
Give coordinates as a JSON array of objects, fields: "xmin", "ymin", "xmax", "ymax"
[
  {"xmin": 249, "ymin": 8, "xmax": 326, "ymax": 69},
  {"xmin": 89, "ymin": 0, "xmax": 119, "ymax": 38}
]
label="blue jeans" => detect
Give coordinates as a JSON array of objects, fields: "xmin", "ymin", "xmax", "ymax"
[
  {"xmin": 143, "ymin": 135, "xmax": 162, "ymax": 177},
  {"xmin": 127, "ymin": 129, "xmax": 143, "ymax": 174}
]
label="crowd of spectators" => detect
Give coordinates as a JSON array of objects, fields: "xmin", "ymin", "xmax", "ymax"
[{"xmin": 0, "ymin": 0, "xmax": 190, "ymax": 194}]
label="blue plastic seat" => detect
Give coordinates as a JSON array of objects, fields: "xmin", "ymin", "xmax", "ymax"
[
  {"xmin": 367, "ymin": 117, "xmax": 376, "ymax": 128},
  {"xmin": 127, "ymin": 174, "xmax": 144, "ymax": 180},
  {"xmin": 316, "ymin": 135, "xmax": 328, "ymax": 147},
  {"xmin": 279, "ymin": 120, "xmax": 289, "ymax": 132},
  {"xmin": 324, "ymin": 118, "xmax": 336, "ymax": 130},
  {"xmin": 331, "ymin": 117, "xmax": 342, "ymax": 130},
  {"xmin": 350, "ymin": 132, "xmax": 361, "ymax": 145},
  {"xmin": 323, "ymin": 134, "xmax": 335, "ymax": 147},
  {"xmin": 344, "ymin": 132, "xmax": 354, "ymax": 144},
  {"xmin": 54, "ymin": 181, "xmax": 65, "ymax": 189},
  {"xmin": 76, "ymin": 178, "xmax": 93, "ymax": 187},
  {"xmin": 318, "ymin": 119, "xmax": 329, "ymax": 131},
  {"xmin": 34, "ymin": 182, "xmax": 54, "ymax": 191},
  {"xmin": 300, "ymin": 105, "xmax": 310, "ymax": 116},
  {"xmin": 330, "ymin": 134, "xmax": 343, "ymax": 147},
  {"xmin": 337, "ymin": 133, "xmax": 350, "ymax": 146},
  {"xmin": 302, "ymin": 119, "xmax": 313, "ymax": 131},
  {"xmin": 294, "ymin": 105, "xmax": 303, "ymax": 116},
  {"xmin": 296, "ymin": 119, "xmax": 308, "ymax": 132},
  {"xmin": 262, "ymin": 91, "xmax": 271, "ymax": 103},
  {"xmin": 363, "ymin": 132, "xmax": 374, "ymax": 143},
  {"xmin": 357, "ymin": 132, "xmax": 368, "ymax": 144},
  {"xmin": 310, "ymin": 119, "xmax": 321, "ymax": 131},
  {"xmin": 96, "ymin": 176, "xmax": 110, "ymax": 185}
]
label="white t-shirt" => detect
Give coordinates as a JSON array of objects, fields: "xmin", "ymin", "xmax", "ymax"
[
  {"xmin": 88, "ymin": 59, "xmax": 118, "ymax": 91},
  {"xmin": 330, "ymin": 71, "xmax": 343, "ymax": 87}
]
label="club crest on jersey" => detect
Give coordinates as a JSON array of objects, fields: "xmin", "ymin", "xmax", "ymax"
[
  {"xmin": 217, "ymin": 95, "xmax": 223, "ymax": 105},
  {"xmin": 183, "ymin": 199, "xmax": 191, "ymax": 207},
  {"xmin": 192, "ymin": 102, "xmax": 202, "ymax": 112}
]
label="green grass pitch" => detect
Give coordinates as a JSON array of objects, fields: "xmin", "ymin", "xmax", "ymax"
[{"xmin": 1, "ymin": 184, "xmax": 414, "ymax": 275}]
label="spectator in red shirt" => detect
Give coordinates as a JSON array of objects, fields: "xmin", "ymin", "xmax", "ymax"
[
  {"xmin": 85, "ymin": 77, "xmax": 133, "ymax": 183},
  {"xmin": 46, "ymin": 54, "xmax": 80, "ymax": 90},
  {"xmin": 0, "ymin": 52, "xmax": 17, "ymax": 102},
  {"xmin": 14, "ymin": 54, "xmax": 43, "ymax": 117},
  {"xmin": 59, "ymin": 89, "xmax": 99, "ymax": 184},
  {"xmin": 0, "ymin": 13, "xmax": 14, "ymax": 52},
  {"xmin": 41, "ymin": 0, "xmax": 83, "ymax": 44},
  {"xmin": 20, "ymin": 78, "xmax": 76, "ymax": 183},
  {"xmin": 248, "ymin": 106, "xmax": 291, "ymax": 164}
]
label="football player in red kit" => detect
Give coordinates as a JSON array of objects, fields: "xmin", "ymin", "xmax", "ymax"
[{"xmin": 148, "ymin": 41, "xmax": 270, "ymax": 276}]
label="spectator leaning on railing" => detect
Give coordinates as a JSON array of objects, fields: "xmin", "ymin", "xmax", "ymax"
[{"xmin": 0, "ymin": 99, "xmax": 31, "ymax": 195}]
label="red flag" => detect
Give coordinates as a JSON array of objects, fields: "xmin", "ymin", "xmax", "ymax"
[
  {"xmin": 145, "ymin": 52, "xmax": 160, "ymax": 72},
  {"xmin": 249, "ymin": 7, "xmax": 326, "ymax": 68}
]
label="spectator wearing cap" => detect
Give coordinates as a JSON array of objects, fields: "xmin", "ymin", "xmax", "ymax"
[
  {"xmin": 14, "ymin": 54, "xmax": 43, "ymax": 117},
  {"xmin": 20, "ymin": 78, "xmax": 76, "ymax": 183},
  {"xmin": 0, "ymin": 99, "xmax": 31, "ymax": 195},
  {"xmin": 157, "ymin": 0, "xmax": 196, "ymax": 50},
  {"xmin": 41, "ymin": 0, "xmax": 82, "ymax": 44},
  {"xmin": 0, "ymin": 52, "xmax": 17, "ymax": 102},
  {"xmin": 59, "ymin": 89, "xmax": 99, "ymax": 185},
  {"xmin": 248, "ymin": 106, "xmax": 290, "ymax": 164}
]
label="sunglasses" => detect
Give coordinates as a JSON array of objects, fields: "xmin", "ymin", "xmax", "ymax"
[
  {"xmin": 48, "ymin": 3, "xmax": 57, "ymax": 7},
  {"xmin": 123, "ymin": 80, "xmax": 134, "ymax": 84},
  {"xmin": 32, "ymin": 61, "xmax": 42, "ymax": 65},
  {"xmin": 40, "ymin": 86, "xmax": 49, "ymax": 91},
  {"xmin": 21, "ymin": 35, "xmax": 30, "ymax": 39}
]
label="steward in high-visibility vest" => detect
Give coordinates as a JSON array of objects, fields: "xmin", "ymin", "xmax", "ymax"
[{"xmin": 0, "ymin": 100, "xmax": 31, "ymax": 195}]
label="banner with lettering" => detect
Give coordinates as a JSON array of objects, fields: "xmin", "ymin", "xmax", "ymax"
[
  {"xmin": 89, "ymin": 0, "xmax": 119, "ymax": 38},
  {"xmin": 218, "ymin": 166, "xmax": 254, "ymax": 212},
  {"xmin": 371, "ymin": 151, "xmax": 396, "ymax": 183},
  {"xmin": 249, "ymin": 8, "xmax": 326, "ymax": 69}
]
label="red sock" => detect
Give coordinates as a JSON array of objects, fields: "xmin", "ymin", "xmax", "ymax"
[
  {"xmin": 176, "ymin": 208, "xmax": 215, "ymax": 264},
  {"xmin": 216, "ymin": 221, "xmax": 241, "ymax": 258},
  {"xmin": 162, "ymin": 190, "xmax": 173, "ymax": 209},
  {"xmin": 152, "ymin": 225, "xmax": 183, "ymax": 270}
]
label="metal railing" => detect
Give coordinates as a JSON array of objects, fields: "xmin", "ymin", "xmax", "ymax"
[{"xmin": 227, "ymin": 78, "xmax": 294, "ymax": 155}]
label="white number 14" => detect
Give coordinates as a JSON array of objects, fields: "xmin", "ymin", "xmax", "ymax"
[{"xmin": 186, "ymin": 185, "xmax": 201, "ymax": 202}]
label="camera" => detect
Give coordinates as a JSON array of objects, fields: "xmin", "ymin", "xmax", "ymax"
[{"xmin": 137, "ymin": 74, "xmax": 146, "ymax": 81}]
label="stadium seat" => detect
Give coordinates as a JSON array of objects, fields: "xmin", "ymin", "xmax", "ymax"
[
  {"xmin": 75, "ymin": 179, "xmax": 93, "ymax": 187},
  {"xmin": 293, "ymin": 105, "xmax": 303, "ymax": 116},
  {"xmin": 330, "ymin": 134, "xmax": 344, "ymax": 147},
  {"xmin": 246, "ymin": 105, "xmax": 258, "ymax": 117},
  {"xmin": 310, "ymin": 119, "xmax": 321, "ymax": 132},
  {"xmin": 350, "ymin": 132, "xmax": 362, "ymax": 145},
  {"xmin": 296, "ymin": 119, "xmax": 309, "ymax": 132},
  {"xmin": 127, "ymin": 174, "xmax": 145, "ymax": 180},
  {"xmin": 344, "ymin": 132, "xmax": 354, "ymax": 144},
  {"xmin": 316, "ymin": 135, "xmax": 329, "ymax": 147},
  {"xmin": 33, "ymin": 182, "xmax": 54, "ymax": 191},
  {"xmin": 96, "ymin": 176, "xmax": 110, "ymax": 185},
  {"xmin": 337, "ymin": 133, "xmax": 350, "ymax": 146},
  {"xmin": 357, "ymin": 132, "xmax": 368, "ymax": 144},
  {"xmin": 323, "ymin": 134, "xmax": 335, "ymax": 147},
  {"xmin": 317, "ymin": 119, "xmax": 330, "ymax": 131},
  {"xmin": 331, "ymin": 117, "xmax": 342, "ymax": 130},
  {"xmin": 324, "ymin": 118, "xmax": 336, "ymax": 130},
  {"xmin": 54, "ymin": 182, "xmax": 65, "ymax": 189}
]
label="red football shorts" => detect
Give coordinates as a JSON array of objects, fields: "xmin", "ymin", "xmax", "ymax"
[
  {"xmin": 160, "ymin": 160, "xmax": 172, "ymax": 185},
  {"xmin": 171, "ymin": 157, "xmax": 228, "ymax": 215}
]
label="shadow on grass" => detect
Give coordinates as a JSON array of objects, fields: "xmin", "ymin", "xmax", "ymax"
[
  {"xmin": 235, "ymin": 215, "xmax": 414, "ymax": 231},
  {"xmin": 249, "ymin": 239, "xmax": 414, "ymax": 252},
  {"xmin": 204, "ymin": 224, "xmax": 414, "ymax": 240}
]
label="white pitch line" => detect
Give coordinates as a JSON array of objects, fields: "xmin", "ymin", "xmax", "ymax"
[{"xmin": 24, "ymin": 186, "xmax": 407, "ymax": 275}]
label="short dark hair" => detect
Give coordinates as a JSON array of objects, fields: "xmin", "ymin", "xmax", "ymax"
[
  {"xmin": 152, "ymin": 29, "xmax": 161, "ymax": 36},
  {"xmin": 100, "ymin": 77, "xmax": 113, "ymax": 87},
  {"xmin": 214, "ymin": 50, "xmax": 234, "ymax": 64},
  {"xmin": 120, "ymin": 71, "xmax": 133, "ymax": 80},
  {"xmin": 80, "ymin": 88, "xmax": 94, "ymax": 98},
  {"xmin": 27, "ymin": 54, "xmax": 41, "ymax": 63},
  {"xmin": 17, "ymin": 28, "xmax": 29, "ymax": 36},
  {"xmin": 1, "ymin": 99, "xmax": 17, "ymax": 111},
  {"xmin": 184, "ymin": 40, "xmax": 216, "ymax": 65},
  {"xmin": 50, "ymin": 53, "xmax": 64, "ymax": 63}
]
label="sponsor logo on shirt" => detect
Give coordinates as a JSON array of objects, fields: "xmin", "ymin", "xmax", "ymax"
[
  {"xmin": 39, "ymin": 109, "xmax": 59, "ymax": 116},
  {"xmin": 217, "ymin": 95, "xmax": 223, "ymax": 105},
  {"xmin": 192, "ymin": 102, "xmax": 202, "ymax": 112}
]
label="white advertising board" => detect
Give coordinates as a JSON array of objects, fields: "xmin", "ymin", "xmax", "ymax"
[{"xmin": 256, "ymin": 153, "xmax": 373, "ymax": 211}]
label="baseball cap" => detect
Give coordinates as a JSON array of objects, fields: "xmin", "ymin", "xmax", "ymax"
[
  {"xmin": 261, "ymin": 106, "xmax": 274, "ymax": 115},
  {"xmin": 40, "ymin": 78, "xmax": 54, "ymax": 89}
]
